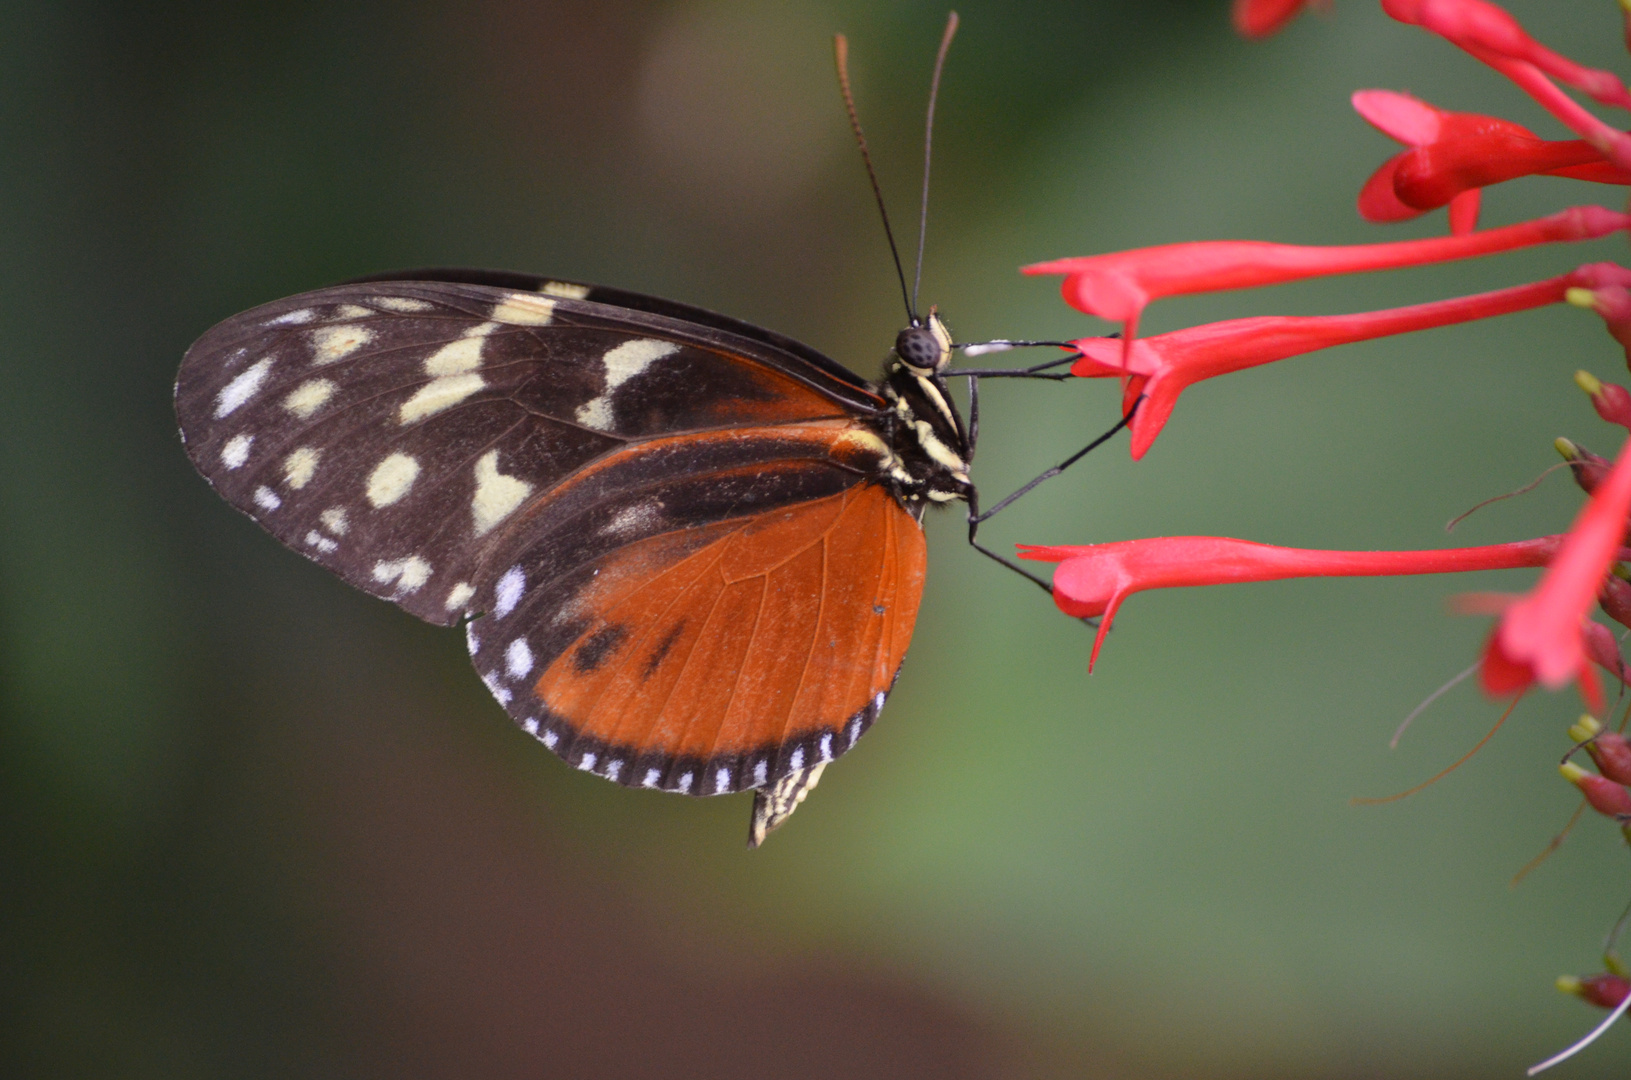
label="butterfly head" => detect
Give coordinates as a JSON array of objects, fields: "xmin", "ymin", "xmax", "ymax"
[{"xmin": 893, "ymin": 309, "xmax": 952, "ymax": 375}]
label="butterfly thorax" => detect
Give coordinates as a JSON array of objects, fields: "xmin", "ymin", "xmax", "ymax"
[{"xmin": 868, "ymin": 311, "xmax": 972, "ymax": 512}]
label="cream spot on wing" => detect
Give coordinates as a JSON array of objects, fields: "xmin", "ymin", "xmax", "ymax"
[
  {"xmin": 493, "ymin": 566, "xmax": 525, "ymax": 617},
  {"xmin": 268, "ymin": 308, "xmax": 316, "ymax": 326},
  {"xmin": 310, "ymin": 324, "xmax": 374, "ymax": 364},
  {"xmin": 540, "ymin": 280, "xmax": 590, "ymax": 299},
  {"xmin": 444, "ymin": 581, "xmax": 475, "ymax": 610},
  {"xmin": 505, "ymin": 638, "xmax": 534, "ymax": 678},
  {"xmin": 220, "ymin": 433, "xmax": 253, "ymax": 470},
  {"xmin": 398, "ymin": 322, "xmax": 496, "ymax": 424},
  {"xmin": 471, "ymin": 450, "xmax": 533, "ymax": 535},
  {"xmin": 376, "ymin": 296, "xmax": 433, "ymax": 313},
  {"xmin": 333, "ymin": 304, "xmax": 372, "ymax": 320},
  {"xmin": 399, "ymin": 373, "xmax": 484, "ymax": 425},
  {"xmin": 320, "ymin": 507, "xmax": 349, "ymax": 535},
  {"xmin": 490, "ymin": 292, "xmax": 557, "ymax": 325},
  {"xmin": 283, "ymin": 378, "xmax": 336, "ymax": 419},
  {"xmin": 366, "ymin": 452, "xmax": 420, "ymax": 507},
  {"xmin": 252, "ymin": 485, "xmax": 281, "ymax": 511},
  {"xmin": 575, "ymin": 338, "xmax": 681, "ymax": 430},
  {"xmin": 372, "ymin": 555, "xmax": 431, "ymax": 593},
  {"xmin": 282, "ymin": 447, "xmax": 320, "ymax": 489},
  {"xmin": 305, "ymin": 530, "xmax": 337, "ymax": 554},
  {"xmin": 214, "ymin": 358, "xmax": 273, "ymax": 417}
]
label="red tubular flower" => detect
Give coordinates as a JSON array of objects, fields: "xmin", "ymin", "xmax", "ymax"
[
  {"xmin": 1557, "ymin": 973, "xmax": 1631, "ymax": 1011},
  {"xmin": 1380, "ymin": 0, "xmax": 1631, "ymax": 111},
  {"xmin": 1069, "ymin": 273, "xmax": 1574, "ymax": 459},
  {"xmin": 1017, "ymin": 535, "xmax": 1562, "ymax": 671},
  {"xmin": 1232, "ymin": 0, "xmax": 1316, "ymax": 38},
  {"xmin": 1350, "ymin": 91, "xmax": 1627, "ymax": 230},
  {"xmin": 1483, "ymin": 433, "xmax": 1631, "ymax": 712},
  {"xmin": 1022, "ymin": 206, "xmax": 1629, "ymax": 344}
]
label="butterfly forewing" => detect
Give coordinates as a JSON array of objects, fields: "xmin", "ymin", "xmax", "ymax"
[{"xmin": 176, "ymin": 276, "xmax": 930, "ymax": 802}]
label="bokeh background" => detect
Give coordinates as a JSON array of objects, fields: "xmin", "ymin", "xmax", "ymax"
[{"xmin": 6, "ymin": 0, "xmax": 1631, "ymax": 1076}]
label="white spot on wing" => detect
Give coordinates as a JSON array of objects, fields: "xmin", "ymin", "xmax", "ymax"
[
  {"xmin": 481, "ymin": 671, "xmax": 511, "ymax": 704},
  {"xmin": 753, "ymin": 759, "xmax": 768, "ymax": 786},
  {"xmin": 490, "ymin": 292, "xmax": 557, "ymax": 325},
  {"xmin": 575, "ymin": 338, "xmax": 681, "ymax": 430},
  {"xmin": 505, "ymin": 638, "xmax": 534, "ymax": 679},
  {"xmin": 676, "ymin": 771, "xmax": 693, "ymax": 793},
  {"xmin": 399, "ymin": 323, "xmax": 496, "ymax": 424},
  {"xmin": 642, "ymin": 768, "xmax": 660, "ymax": 788},
  {"xmin": 304, "ymin": 530, "xmax": 337, "ymax": 554},
  {"xmin": 543, "ymin": 730, "xmax": 559, "ymax": 748},
  {"xmin": 540, "ymin": 281, "xmax": 590, "ymax": 299},
  {"xmin": 819, "ymin": 733, "xmax": 833, "ymax": 761},
  {"xmin": 320, "ymin": 507, "xmax": 348, "ymax": 535},
  {"xmin": 372, "ymin": 555, "xmax": 432, "ymax": 593},
  {"xmin": 579, "ymin": 752, "xmax": 598, "ymax": 772},
  {"xmin": 790, "ymin": 747, "xmax": 804, "ymax": 771},
  {"xmin": 494, "ymin": 566, "xmax": 525, "ymax": 617},
  {"xmin": 283, "ymin": 378, "xmax": 336, "ymax": 419},
  {"xmin": 873, "ymin": 691, "xmax": 885, "ymax": 712},
  {"xmin": 522, "ymin": 716, "xmax": 540, "ymax": 735},
  {"xmin": 333, "ymin": 304, "xmax": 372, "ymax": 320},
  {"xmin": 376, "ymin": 296, "xmax": 433, "ymax": 313},
  {"xmin": 366, "ymin": 453, "xmax": 420, "ymax": 507},
  {"xmin": 220, "ymin": 433, "xmax": 253, "ymax": 469},
  {"xmin": 444, "ymin": 582, "xmax": 475, "ymax": 610},
  {"xmin": 252, "ymin": 485, "xmax": 281, "ymax": 511},
  {"xmin": 268, "ymin": 308, "xmax": 315, "ymax": 326},
  {"xmin": 471, "ymin": 450, "xmax": 533, "ymax": 535},
  {"xmin": 215, "ymin": 358, "xmax": 272, "ymax": 418},
  {"xmin": 282, "ymin": 447, "xmax": 320, "ymax": 489},
  {"xmin": 310, "ymin": 324, "xmax": 374, "ymax": 364},
  {"xmin": 399, "ymin": 373, "xmax": 484, "ymax": 424},
  {"xmin": 605, "ymin": 759, "xmax": 623, "ymax": 781},
  {"xmin": 715, "ymin": 767, "xmax": 731, "ymax": 793},
  {"xmin": 604, "ymin": 501, "xmax": 661, "ymax": 536}
]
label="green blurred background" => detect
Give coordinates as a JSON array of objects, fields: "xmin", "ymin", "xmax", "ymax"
[{"xmin": 6, "ymin": 0, "xmax": 1631, "ymax": 1075}]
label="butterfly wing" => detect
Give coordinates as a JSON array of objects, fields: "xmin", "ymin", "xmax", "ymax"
[{"xmin": 176, "ymin": 276, "xmax": 927, "ymax": 828}]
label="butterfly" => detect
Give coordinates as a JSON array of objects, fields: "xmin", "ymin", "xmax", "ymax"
[{"xmin": 170, "ymin": 16, "xmax": 1090, "ymax": 845}]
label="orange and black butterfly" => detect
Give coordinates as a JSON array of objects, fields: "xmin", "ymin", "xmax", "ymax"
[{"xmin": 173, "ymin": 18, "xmax": 1102, "ymax": 844}]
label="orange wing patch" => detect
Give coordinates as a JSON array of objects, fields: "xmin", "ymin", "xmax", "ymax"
[{"xmin": 529, "ymin": 484, "xmax": 925, "ymax": 794}]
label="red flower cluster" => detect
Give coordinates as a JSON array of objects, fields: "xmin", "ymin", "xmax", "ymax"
[
  {"xmin": 1022, "ymin": 2, "xmax": 1631, "ymax": 1069},
  {"xmin": 1024, "ymin": 2, "xmax": 1631, "ymax": 713}
]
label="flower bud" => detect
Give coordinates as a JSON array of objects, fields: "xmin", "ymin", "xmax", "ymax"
[
  {"xmin": 1556, "ymin": 437, "xmax": 1613, "ymax": 494},
  {"xmin": 1575, "ymin": 369, "xmax": 1631, "ymax": 428},
  {"xmin": 1560, "ymin": 761, "xmax": 1631, "ymax": 816},
  {"xmin": 1570, "ymin": 714, "xmax": 1631, "ymax": 786},
  {"xmin": 1558, "ymin": 972, "xmax": 1631, "ymax": 1009}
]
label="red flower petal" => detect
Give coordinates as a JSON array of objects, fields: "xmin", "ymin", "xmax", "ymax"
[{"xmin": 1484, "ymin": 433, "xmax": 1631, "ymax": 710}]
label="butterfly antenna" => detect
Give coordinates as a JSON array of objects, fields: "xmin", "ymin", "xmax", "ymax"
[
  {"xmin": 835, "ymin": 32, "xmax": 915, "ymax": 324},
  {"xmin": 912, "ymin": 11, "xmax": 958, "ymax": 318}
]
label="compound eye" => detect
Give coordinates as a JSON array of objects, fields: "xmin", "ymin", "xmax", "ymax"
[{"xmin": 895, "ymin": 326, "xmax": 944, "ymax": 371}]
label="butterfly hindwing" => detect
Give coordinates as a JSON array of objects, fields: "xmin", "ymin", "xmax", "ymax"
[{"xmin": 468, "ymin": 483, "xmax": 926, "ymax": 794}]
